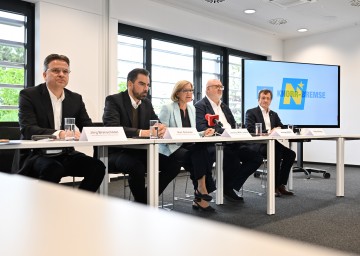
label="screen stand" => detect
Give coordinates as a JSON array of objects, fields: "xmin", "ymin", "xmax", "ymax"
[{"xmin": 291, "ymin": 141, "xmax": 331, "ymax": 179}]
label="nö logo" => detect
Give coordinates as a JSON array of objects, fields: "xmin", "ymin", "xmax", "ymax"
[{"xmin": 278, "ymin": 78, "xmax": 308, "ymax": 110}]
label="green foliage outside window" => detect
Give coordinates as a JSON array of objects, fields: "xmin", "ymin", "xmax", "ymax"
[
  {"xmin": 118, "ymin": 81, "xmax": 127, "ymax": 92},
  {"xmin": 0, "ymin": 45, "xmax": 25, "ymax": 121}
]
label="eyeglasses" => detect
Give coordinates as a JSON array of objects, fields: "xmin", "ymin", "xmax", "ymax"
[
  {"xmin": 208, "ymin": 85, "xmax": 224, "ymax": 90},
  {"xmin": 47, "ymin": 68, "xmax": 71, "ymax": 75},
  {"xmin": 181, "ymin": 89, "xmax": 194, "ymax": 93}
]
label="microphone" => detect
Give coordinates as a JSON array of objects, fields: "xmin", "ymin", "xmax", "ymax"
[{"xmin": 205, "ymin": 114, "xmax": 223, "ymax": 127}]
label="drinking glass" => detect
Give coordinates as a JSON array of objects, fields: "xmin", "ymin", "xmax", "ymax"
[
  {"xmin": 64, "ymin": 118, "xmax": 75, "ymax": 141},
  {"xmin": 255, "ymin": 123, "xmax": 262, "ymax": 136},
  {"xmin": 149, "ymin": 120, "xmax": 159, "ymax": 139}
]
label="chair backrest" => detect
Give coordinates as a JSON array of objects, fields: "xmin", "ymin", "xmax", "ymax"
[{"xmin": 0, "ymin": 125, "xmax": 21, "ymax": 173}]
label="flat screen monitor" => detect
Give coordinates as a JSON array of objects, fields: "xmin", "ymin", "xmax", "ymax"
[{"xmin": 242, "ymin": 59, "xmax": 340, "ymax": 128}]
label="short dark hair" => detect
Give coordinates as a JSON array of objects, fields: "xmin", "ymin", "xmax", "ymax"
[
  {"xmin": 258, "ymin": 89, "xmax": 273, "ymax": 100},
  {"xmin": 43, "ymin": 54, "xmax": 70, "ymax": 72},
  {"xmin": 127, "ymin": 68, "xmax": 150, "ymax": 84}
]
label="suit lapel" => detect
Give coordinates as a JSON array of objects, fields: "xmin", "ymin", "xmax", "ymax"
[
  {"xmin": 173, "ymin": 103, "xmax": 182, "ymax": 128},
  {"xmin": 188, "ymin": 104, "xmax": 196, "ymax": 128},
  {"xmin": 123, "ymin": 92, "xmax": 134, "ymax": 126},
  {"xmin": 40, "ymin": 84, "xmax": 55, "ymax": 129}
]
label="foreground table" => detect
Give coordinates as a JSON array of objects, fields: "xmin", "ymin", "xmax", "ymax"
[{"xmin": 0, "ymin": 173, "xmax": 351, "ymax": 256}]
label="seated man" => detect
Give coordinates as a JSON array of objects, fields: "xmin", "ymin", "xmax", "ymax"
[
  {"xmin": 245, "ymin": 89, "xmax": 296, "ymax": 197},
  {"xmin": 195, "ymin": 79, "xmax": 263, "ymax": 201},
  {"xmin": 14, "ymin": 54, "xmax": 105, "ymax": 192},
  {"xmin": 103, "ymin": 68, "xmax": 180, "ymax": 204}
]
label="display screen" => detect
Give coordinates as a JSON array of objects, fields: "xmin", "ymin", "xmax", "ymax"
[{"xmin": 242, "ymin": 59, "xmax": 340, "ymax": 128}]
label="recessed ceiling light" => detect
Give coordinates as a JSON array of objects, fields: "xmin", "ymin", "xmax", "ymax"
[
  {"xmin": 244, "ymin": 9, "xmax": 256, "ymax": 14},
  {"xmin": 297, "ymin": 28, "xmax": 308, "ymax": 32}
]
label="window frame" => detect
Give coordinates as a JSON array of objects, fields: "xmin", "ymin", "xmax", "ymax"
[
  {"xmin": 118, "ymin": 23, "xmax": 266, "ymax": 109},
  {"xmin": 0, "ymin": 0, "xmax": 35, "ymax": 125}
]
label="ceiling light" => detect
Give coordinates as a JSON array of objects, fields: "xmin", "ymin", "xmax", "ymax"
[
  {"xmin": 350, "ymin": 0, "xmax": 360, "ymax": 6},
  {"xmin": 204, "ymin": 0, "xmax": 225, "ymax": 3},
  {"xmin": 269, "ymin": 18, "xmax": 287, "ymax": 25},
  {"xmin": 297, "ymin": 28, "xmax": 308, "ymax": 32},
  {"xmin": 244, "ymin": 9, "xmax": 256, "ymax": 14}
]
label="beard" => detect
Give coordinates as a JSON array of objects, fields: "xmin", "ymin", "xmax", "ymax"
[{"xmin": 132, "ymin": 87, "xmax": 148, "ymax": 100}]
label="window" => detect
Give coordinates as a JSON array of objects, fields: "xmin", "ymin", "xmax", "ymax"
[
  {"xmin": 0, "ymin": 0, "xmax": 34, "ymax": 122},
  {"xmin": 117, "ymin": 35, "xmax": 144, "ymax": 92},
  {"xmin": 201, "ymin": 51, "xmax": 221, "ymax": 97},
  {"xmin": 118, "ymin": 23, "xmax": 266, "ymax": 119},
  {"xmin": 151, "ymin": 39, "xmax": 194, "ymax": 113},
  {"xmin": 228, "ymin": 55, "xmax": 243, "ymax": 123}
]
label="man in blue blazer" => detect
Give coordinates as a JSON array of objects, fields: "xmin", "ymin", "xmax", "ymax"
[
  {"xmin": 14, "ymin": 54, "xmax": 105, "ymax": 192},
  {"xmin": 103, "ymin": 68, "xmax": 179, "ymax": 204},
  {"xmin": 195, "ymin": 79, "xmax": 263, "ymax": 201},
  {"xmin": 245, "ymin": 89, "xmax": 296, "ymax": 197}
]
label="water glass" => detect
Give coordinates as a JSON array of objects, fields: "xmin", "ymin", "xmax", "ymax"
[
  {"xmin": 149, "ymin": 120, "xmax": 159, "ymax": 139},
  {"xmin": 255, "ymin": 123, "xmax": 262, "ymax": 136},
  {"xmin": 64, "ymin": 117, "xmax": 75, "ymax": 141}
]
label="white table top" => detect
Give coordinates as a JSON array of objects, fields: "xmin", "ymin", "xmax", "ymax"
[
  {"xmin": 0, "ymin": 173, "xmax": 351, "ymax": 256},
  {"xmin": 0, "ymin": 138, "xmax": 153, "ymax": 150}
]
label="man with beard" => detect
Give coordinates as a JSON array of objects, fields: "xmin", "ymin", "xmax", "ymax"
[{"xmin": 103, "ymin": 68, "xmax": 180, "ymax": 204}]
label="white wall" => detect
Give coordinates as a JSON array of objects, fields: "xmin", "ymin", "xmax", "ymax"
[{"xmin": 284, "ymin": 26, "xmax": 360, "ymax": 165}]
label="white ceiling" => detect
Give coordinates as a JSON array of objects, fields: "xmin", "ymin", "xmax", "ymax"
[{"xmin": 151, "ymin": 0, "xmax": 360, "ymax": 40}]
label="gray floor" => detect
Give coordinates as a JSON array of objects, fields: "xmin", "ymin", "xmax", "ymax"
[{"xmin": 107, "ymin": 163, "xmax": 360, "ymax": 255}]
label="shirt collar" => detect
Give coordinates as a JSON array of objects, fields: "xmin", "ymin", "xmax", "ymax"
[
  {"xmin": 47, "ymin": 86, "xmax": 65, "ymax": 102},
  {"xmin": 128, "ymin": 91, "xmax": 142, "ymax": 109},
  {"xmin": 259, "ymin": 104, "xmax": 270, "ymax": 114},
  {"xmin": 206, "ymin": 95, "xmax": 222, "ymax": 108}
]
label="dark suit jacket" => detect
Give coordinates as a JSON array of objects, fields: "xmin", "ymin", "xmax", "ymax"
[
  {"xmin": 194, "ymin": 96, "xmax": 235, "ymax": 134},
  {"xmin": 102, "ymin": 90, "xmax": 158, "ymax": 138},
  {"xmin": 13, "ymin": 83, "xmax": 93, "ymax": 176},
  {"xmin": 245, "ymin": 106, "xmax": 283, "ymax": 134}
]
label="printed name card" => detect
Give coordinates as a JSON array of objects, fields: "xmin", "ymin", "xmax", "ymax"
[
  {"xmin": 300, "ymin": 128, "xmax": 326, "ymax": 136},
  {"xmin": 270, "ymin": 128, "xmax": 296, "ymax": 137},
  {"xmin": 163, "ymin": 128, "xmax": 200, "ymax": 139},
  {"xmin": 221, "ymin": 129, "xmax": 252, "ymax": 138},
  {"xmin": 79, "ymin": 127, "xmax": 127, "ymax": 141}
]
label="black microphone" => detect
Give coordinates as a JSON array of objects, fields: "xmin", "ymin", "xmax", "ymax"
[{"xmin": 213, "ymin": 118, "xmax": 223, "ymax": 128}]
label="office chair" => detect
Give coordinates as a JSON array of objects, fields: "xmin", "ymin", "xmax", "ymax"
[
  {"xmin": 289, "ymin": 140, "xmax": 331, "ymax": 179},
  {"xmin": 0, "ymin": 124, "xmax": 21, "ymax": 173}
]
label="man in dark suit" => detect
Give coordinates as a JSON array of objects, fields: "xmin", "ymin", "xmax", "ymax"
[
  {"xmin": 102, "ymin": 68, "xmax": 180, "ymax": 204},
  {"xmin": 195, "ymin": 79, "xmax": 263, "ymax": 202},
  {"xmin": 245, "ymin": 89, "xmax": 296, "ymax": 197},
  {"xmin": 14, "ymin": 54, "xmax": 105, "ymax": 192}
]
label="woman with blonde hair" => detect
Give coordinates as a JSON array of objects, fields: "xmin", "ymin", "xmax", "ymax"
[{"xmin": 159, "ymin": 80, "xmax": 216, "ymax": 211}]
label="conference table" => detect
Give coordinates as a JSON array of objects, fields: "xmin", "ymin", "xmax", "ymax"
[
  {"xmin": 0, "ymin": 172, "xmax": 352, "ymax": 256},
  {"xmin": 0, "ymin": 133, "xmax": 347, "ymax": 215},
  {"xmin": 0, "ymin": 139, "xmax": 156, "ymax": 202}
]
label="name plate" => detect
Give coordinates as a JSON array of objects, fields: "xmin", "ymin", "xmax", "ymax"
[
  {"xmin": 270, "ymin": 128, "xmax": 295, "ymax": 137},
  {"xmin": 222, "ymin": 129, "xmax": 252, "ymax": 138},
  {"xmin": 79, "ymin": 127, "xmax": 127, "ymax": 141},
  {"xmin": 163, "ymin": 128, "xmax": 200, "ymax": 139},
  {"xmin": 300, "ymin": 128, "xmax": 326, "ymax": 136}
]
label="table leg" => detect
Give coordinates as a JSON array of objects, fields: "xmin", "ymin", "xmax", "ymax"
[
  {"xmin": 147, "ymin": 143, "xmax": 159, "ymax": 207},
  {"xmin": 215, "ymin": 143, "xmax": 224, "ymax": 205},
  {"xmin": 267, "ymin": 139, "xmax": 275, "ymax": 215},
  {"xmin": 98, "ymin": 146, "xmax": 108, "ymax": 196},
  {"xmin": 336, "ymin": 137, "xmax": 344, "ymax": 197}
]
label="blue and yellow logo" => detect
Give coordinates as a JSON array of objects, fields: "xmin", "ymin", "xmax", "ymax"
[{"xmin": 278, "ymin": 78, "xmax": 307, "ymax": 110}]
